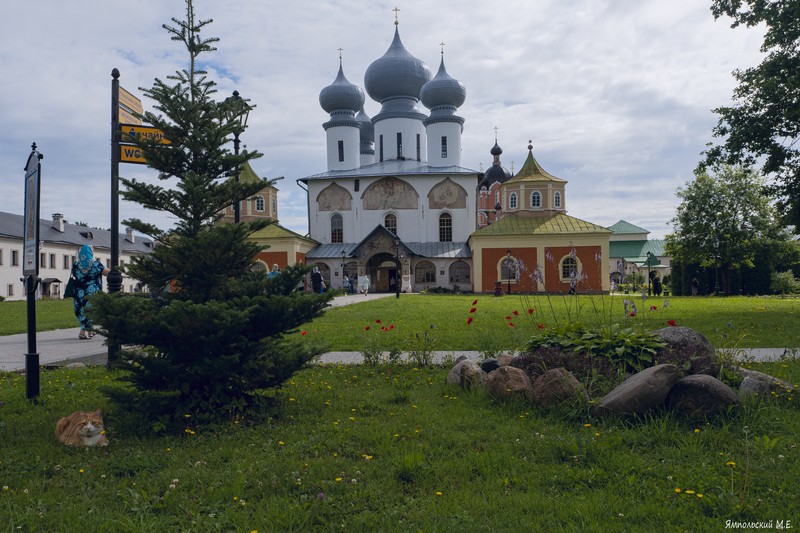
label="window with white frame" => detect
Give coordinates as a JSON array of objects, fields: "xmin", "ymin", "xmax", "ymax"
[
  {"xmin": 554, "ymin": 191, "xmax": 562, "ymax": 208},
  {"xmin": 561, "ymin": 256, "xmax": 578, "ymax": 280},
  {"xmin": 509, "ymin": 192, "xmax": 518, "ymax": 209},
  {"xmin": 439, "ymin": 213, "xmax": 452, "ymax": 242},
  {"xmin": 255, "ymin": 196, "xmax": 265, "ymax": 212},
  {"xmin": 449, "ymin": 261, "xmax": 470, "ymax": 282},
  {"xmin": 384, "ymin": 213, "xmax": 397, "ymax": 235},
  {"xmin": 531, "ymin": 191, "xmax": 541, "ymax": 208},
  {"xmin": 415, "ymin": 260, "xmax": 436, "ymax": 283},
  {"xmin": 330, "ymin": 213, "xmax": 343, "ymax": 243}
]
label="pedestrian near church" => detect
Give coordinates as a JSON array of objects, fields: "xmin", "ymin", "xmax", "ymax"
[
  {"xmin": 310, "ymin": 266, "xmax": 324, "ymax": 293},
  {"xmin": 359, "ymin": 274, "xmax": 370, "ymax": 296},
  {"xmin": 69, "ymin": 244, "xmax": 109, "ymax": 339}
]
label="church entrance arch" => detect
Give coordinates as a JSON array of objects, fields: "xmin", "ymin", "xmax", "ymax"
[{"xmin": 366, "ymin": 252, "xmax": 400, "ymax": 293}]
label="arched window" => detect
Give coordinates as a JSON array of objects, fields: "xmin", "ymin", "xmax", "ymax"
[
  {"xmin": 530, "ymin": 191, "xmax": 541, "ymax": 208},
  {"xmin": 384, "ymin": 213, "xmax": 397, "ymax": 235},
  {"xmin": 439, "ymin": 212, "xmax": 452, "ymax": 242},
  {"xmin": 509, "ymin": 192, "xmax": 518, "ymax": 209},
  {"xmin": 561, "ymin": 256, "xmax": 578, "ymax": 280},
  {"xmin": 255, "ymin": 196, "xmax": 265, "ymax": 212},
  {"xmin": 554, "ymin": 191, "xmax": 562, "ymax": 208},
  {"xmin": 415, "ymin": 260, "xmax": 436, "ymax": 283},
  {"xmin": 501, "ymin": 255, "xmax": 517, "ymax": 281},
  {"xmin": 495, "ymin": 190, "xmax": 500, "ymax": 204},
  {"xmin": 449, "ymin": 261, "xmax": 470, "ymax": 282},
  {"xmin": 330, "ymin": 213, "xmax": 343, "ymax": 244}
]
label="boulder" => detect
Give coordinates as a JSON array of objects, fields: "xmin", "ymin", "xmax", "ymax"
[
  {"xmin": 736, "ymin": 367, "xmax": 797, "ymax": 394},
  {"xmin": 453, "ymin": 355, "xmax": 468, "ymax": 365},
  {"xmin": 486, "ymin": 366, "xmax": 533, "ymax": 402},
  {"xmin": 652, "ymin": 326, "xmax": 718, "ymax": 375},
  {"xmin": 666, "ymin": 374, "xmax": 740, "ymax": 419},
  {"xmin": 497, "ymin": 352, "xmax": 516, "ymax": 367},
  {"xmin": 446, "ymin": 360, "xmax": 486, "ymax": 390},
  {"xmin": 739, "ymin": 376, "xmax": 771, "ymax": 398},
  {"xmin": 530, "ymin": 368, "xmax": 588, "ymax": 407},
  {"xmin": 592, "ymin": 364, "xmax": 681, "ymax": 417}
]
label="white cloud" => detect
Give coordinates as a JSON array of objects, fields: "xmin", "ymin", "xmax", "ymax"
[{"xmin": 0, "ymin": 0, "xmax": 765, "ymax": 240}]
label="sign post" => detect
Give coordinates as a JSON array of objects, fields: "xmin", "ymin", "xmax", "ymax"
[{"xmin": 23, "ymin": 142, "xmax": 43, "ymax": 400}]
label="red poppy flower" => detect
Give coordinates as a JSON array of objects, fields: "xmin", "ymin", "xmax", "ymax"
[
  {"xmin": 505, "ymin": 316, "xmax": 512, "ymax": 320},
  {"xmin": 466, "ymin": 317, "xmax": 473, "ymax": 325},
  {"xmin": 472, "ymin": 299, "xmax": 478, "ymax": 305},
  {"xmin": 508, "ymin": 322, "xmax": 515, "ymax": 327},
  {"xmin": 469, "ymin": 307, "xmax": 477, "ymax": 313},
  {"xmin": 364, "ymin": 326, "xmax": 371, "ymax": 331},
  {"xmin": 389, "ymin": 324, "xmax": 394, "ymax": 330},
  {"xmin": 375, "ymin": 319, "xmax": 382, "ymax": 324},
  {"xmin": 537, "ymin": 323, "xmax": 545, "ymax": 330},
  {"xmin": 630, "ymin": 312, "xmax": 636, "ymax": 317},
  {"xmin": 301, "ymin": 331, "xmax": 307, "ymax": 336},
  {"xmin": 513, "ymin": 310, "xmax": 519, "ymax": 316},
  {"xmin": 650, "ymin": 305, "xmax": 657, "ymax": 311},
  {"xmin": 667, "ymin": 319, "xmax": 677, "ymax": 327},
  {"xmin": 528, "ymin": 308, "xmax": 535, "ymax": 314}
]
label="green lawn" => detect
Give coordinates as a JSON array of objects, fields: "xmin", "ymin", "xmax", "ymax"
[
  {"xmin": 3, "ymin": 294, "xmax": 800, "ymax": 350},
  {"xmin": 1, "ymin": 360, "xmax": 798, "ymax": 531}
]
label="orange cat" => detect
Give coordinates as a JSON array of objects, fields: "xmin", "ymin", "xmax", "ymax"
[{"xmin": 55, "ymin": 409, "xmax": 109, "ymax": 446}]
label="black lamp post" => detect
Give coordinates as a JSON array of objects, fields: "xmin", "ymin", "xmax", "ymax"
[
  {"xmin": 395, "ymin": 239, "xmax": 401, "ymax": 299},
  {"xmin": 340, "ymin": 250, "xmax": 347, "ymax": 291},
  {"xmin": 224, "ymin": 90, "xmax": 250, "ymax": 223},
  {"xmin": 713, "ymin": 238, "xmax": 721, "ymax": 296},
  {"xmin": 646, "ymin": 251, "xmax": 653, "ymax": 296},
  {"xmin": 506, "ymin": 250, "xmax": 513, "ymax": 295}
]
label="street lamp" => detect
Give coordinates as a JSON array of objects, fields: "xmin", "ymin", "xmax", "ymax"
[
  {"xmin": 714, "ymin": 238, "xmax": 721, "ymax": 296},
  {"xmin": 340, "ymin": 250, "xmax": 347, "ymax": 292},
  {"xmin": 506, "ymin": 250, "xmax": 513, "ymax": 295},
  {"xmin": 224, "ymin": 90, "xmax": 251, "ymax": 223},
  {"xmin": 646, "ymin": 251, "xmax": 653, "ymax": 296},
  {"xmin": 395, "ymin": 239, "xmax": 401, "ymax": 299}
]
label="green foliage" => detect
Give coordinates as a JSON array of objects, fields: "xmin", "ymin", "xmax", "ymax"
[
  {"xmin": 770, "ymin": 270, "xmax": 800, "ymax": 295},
  {"xmin": 88, "ymin": 1, "xmax": 332, "ymax": 430},
  {"xmin": 703, "ymin": 1, "xmax": 800, "ymax": 228},
  {"xmin": 526, "ymin": 322, "xmax": 666, "ymax": 373}
]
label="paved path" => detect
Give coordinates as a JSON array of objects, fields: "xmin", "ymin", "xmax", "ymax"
[{"xmin": 0, "ymin": 292, "xmax": 793, "ymax": 371}]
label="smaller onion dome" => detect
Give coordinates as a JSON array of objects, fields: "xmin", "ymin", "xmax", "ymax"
[
  {"xmin": 479, "ymin": 140, "xmax": 512, "ymax": 189},
  {"xmin": 420, "ymin": 56, "xmax": 466, "ymax": 110},
  {"xmin": 356, "ymin": 106, "xmax": 374, "ymax": 143},
  {"xmin": 490, "ymin": 142, "xmax": 503, "ymax": 157},
  {"xmin": 319, "ymin": 60, "xmax": 365, "ymax": 114}
]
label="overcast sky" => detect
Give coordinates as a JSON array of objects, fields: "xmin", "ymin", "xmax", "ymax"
[{"xmin": 0, "ymin": 1, "xmax": 765, "ymax": 239}]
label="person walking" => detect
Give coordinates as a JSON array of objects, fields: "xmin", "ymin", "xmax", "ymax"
[
  {"xmin": 69, "ymin": 244, "xmax": 109, "ymax": 339},
  {"xmin": 311, "ymin": 266, "xmax": 324, "ymax": 294},
  {"xmin": 359, "ymin": 274, "xmax": 370, "ymax": 296}
]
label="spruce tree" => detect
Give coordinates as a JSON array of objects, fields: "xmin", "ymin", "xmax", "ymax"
[{"xmin": 91, "ymin": 0, "xmax": 332, "ymax": 430}]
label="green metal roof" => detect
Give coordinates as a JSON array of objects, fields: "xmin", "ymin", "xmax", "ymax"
[
  {"xmin": 609, "ymin": 239, "xmax": 665, "ymax": 258},
  {"xmin": 505, "ymin": 145, "xmax": 566, "ymax": 184},
  {"xmin": 608, "ymin": 219, "xmax": 650, "ymax": 235},
  {"xmin": 250, "ymin": 223, "xmax": 315, "ymax": 242},
  {"xmin": 471, "ymin": 212, "xmax": 612, "ymax": 237}
]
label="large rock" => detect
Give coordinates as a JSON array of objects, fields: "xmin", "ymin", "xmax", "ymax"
[
  {"xmin": 653, "ymin": 327, "xmax": 718, "ymax": 375},
  {"xmin": 592, "ymin": 364, "xmax": 681, "ymax": 417},
  {"xmin": 530, "ymin": 368, "xmax": 588, "ymax": 407},
  {"xmin": 486, "ymin": 366, "xmax": 532, "ymax": 402},
  {"xmin": 739, "ymin": 376, "xmax": 771, "ymax": 398},
  {"xmin": 446, "ymin": 360, "xmax": 486, "ymax": 390},
  {"xmin": 666, "ymin": 374, "xmax": 740, "ymax": 419},
  {"xmin": 736, "ymin": 367, "xmax": 798, "ymax": 394}
]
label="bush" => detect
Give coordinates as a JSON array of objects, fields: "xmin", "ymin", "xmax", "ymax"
[{"xmin": 770, "ymin": 270, "xmax": 799, "ymax": 295}]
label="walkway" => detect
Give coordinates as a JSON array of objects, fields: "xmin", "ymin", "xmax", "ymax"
[{"xmin": 0, "ymin": 292, "xmax": 792, "ymax": 371}]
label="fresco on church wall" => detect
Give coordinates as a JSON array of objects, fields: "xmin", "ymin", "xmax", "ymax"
[
  {"xmin": 428, "ymin": 178, "xmax": 467, "ymax": 209},
  {"xmin": 317, "ymin": 183, "xmax": 352, "ymax": 211},
  {"xmin": 362, "ymin": 177, "xmax": 419, "ymax": 210}
]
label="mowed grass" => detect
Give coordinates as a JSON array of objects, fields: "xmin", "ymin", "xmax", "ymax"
[
  {"xmin": 298, "ymin": 294, "xmax": 800, "ymax": 351},
  {"xmin": 1, "ymin": 359, "xmax": 798, "ymax": 531},
  {"xmin": 3, "ymin": 294, "xmax": 800, "ymax": 349}
]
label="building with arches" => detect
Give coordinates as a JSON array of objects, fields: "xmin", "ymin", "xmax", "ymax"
[{"xmin": 288, "ymin": 18, "xmax": 611, "ymax": 293}]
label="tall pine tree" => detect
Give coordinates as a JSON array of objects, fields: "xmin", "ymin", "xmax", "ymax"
[{"xmin": 92, "ymin": 0, "xmax": 332, "ymax": 430}]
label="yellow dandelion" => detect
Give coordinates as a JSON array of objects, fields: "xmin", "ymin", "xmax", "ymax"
[
  {"xmin": 583, "ymin": 423, "xmax": 591, "ymax": 427},
  {"xmin": 674, "ymin": 488, "xmax": 681, "ymax": 494},
  {"xmin": 79, "ymin": 469, "xmax": 85, "ymax": 474},
  {"xmin": 726, "ymin": 461, "xmax": 736, "ymax": 468},
  {"xmin": 278, "ymin": 441, "xmax": 285, "ymax": 445},
  {"xmin": 233, "ymin": 496, "xmax": 238, "ymax": 501},
  {"xmin": 166, "ymin": 447, "xmax": 171, "ymax": 452},
  {"xmin": 685, "ymin": 490, "xmax": 695, "ymax": 495},
  {"xmin": 335, "ymin": 477, "xmax": 343, "ymax": 482},
  {"xmin": 184, "ymin": 414, "xmax": 191, "ymax": 418},
  {"xmin": 435, "ymin": 491, "xmax": 443, "ymax": 496},
  {"xmin": 693, "ymin": 428, "xmax": 700, "ymax": 433},
  {"xmin": 289, "ymin": 398, "xmax": 296, "ymax": 402},
  {"xmin": 3, "ymin": 486, "xmax": 9, "ymax": 491},
  {"xmin": 697, "ymin": 493, "xmax": 704, "ymax": 498}
]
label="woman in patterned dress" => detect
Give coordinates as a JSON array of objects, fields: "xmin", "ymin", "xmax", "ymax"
[{"xmin": 70, "ymin": 244, "xmax": 109, "ymax": 339}]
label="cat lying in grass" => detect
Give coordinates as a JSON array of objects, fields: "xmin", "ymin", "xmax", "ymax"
[{"xmin": 55, "ymin": 409, "xmax": 109, "ymax": 447}]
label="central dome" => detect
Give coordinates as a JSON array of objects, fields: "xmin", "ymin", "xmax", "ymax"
[{"xmin": 364, "ymin": 27, "xmax": 431, "ymax": 103}]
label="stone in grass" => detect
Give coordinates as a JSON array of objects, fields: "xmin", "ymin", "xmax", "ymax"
[
  {"xmin": 592, "ymin": 364, "xmax": 681, "ymax": 417},
  {"xmin": 446, "ymin": 360, "xmax": 486, "ymax": 390},
  {"xmin": 480, "ymin": 358, "xmax": 500, "ymax": 373},
  {"xmin": 486, "ymin": 366, "xmax": 533, "ymax": 402},
  {"xmin": 652, "ymin": 326, "xmax": 719, "ymax": 376},
  {"xmin": 64, "ymin": 362, "xmax": 87, "ymax": 369},
  {"xmin": 530, "ymin": 368, "xmax": 588, "ymax": 407},
  {"xmin": 736, "ymin": 367, "xmax": 798, "ymax": 394},
  {"xmin": 739, "ymin": 376, "xmax": 771, "ymax": 398},
  {"xmin": 666, "ymin": 374, "xmax": 740, "ymax": 419}
]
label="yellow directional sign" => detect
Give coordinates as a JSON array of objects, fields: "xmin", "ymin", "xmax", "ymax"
[
  {"xmin": 119, "ymin": 145, "xmax": 148, "ymax": 165},
  {"xmin": 119, "ymin": 124, "xmax": 169, "ymax": 144},
  {"xmin": 118, "ymin": 86, "xmax": 143, "ymax": 125}
]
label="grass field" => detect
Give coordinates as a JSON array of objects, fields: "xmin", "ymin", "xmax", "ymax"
[
  {"xmin": 3, "ymin": 294, "xmax": 799, "ymax": 350},
  {"xmin": 1, "ymin": 359, "xmax": 798, "ymax": 531}
]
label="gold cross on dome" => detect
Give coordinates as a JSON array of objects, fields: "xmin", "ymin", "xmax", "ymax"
[{"xmin": 393, "ymin": 7, "xmax": 400, "ymax": 25}]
